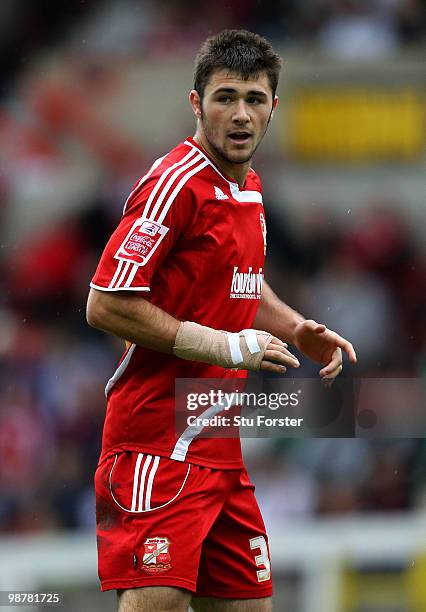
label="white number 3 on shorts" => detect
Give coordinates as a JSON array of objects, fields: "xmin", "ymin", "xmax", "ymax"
[{"xmin": 249, "ymin": 536, "xmax": 271, "ymax": 582}]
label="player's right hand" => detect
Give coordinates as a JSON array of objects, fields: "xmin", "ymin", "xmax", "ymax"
[
  {"xmin": 261, "ymin": 337, "xmax": 300, "ymax": 374},
  {"xmin": 174, "ymin": 322, "xmax": 300, "ymax": 373}
]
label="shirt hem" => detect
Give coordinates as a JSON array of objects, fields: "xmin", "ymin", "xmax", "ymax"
[
  {"xmin": 100, "ymin": 443, "xmax": 244, "ymax": 471},
  {"xmin": 90, "ymin": 282, "xmax": 150, "ymax": 292}
]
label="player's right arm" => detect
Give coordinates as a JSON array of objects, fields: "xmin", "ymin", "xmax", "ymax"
[
  {"xmin": 87, "ymin": 288, "xmax": 179, "ymax": 354},
  {"xmin": 86, "ymin": 288, "xmax": 300, "ymax": 374}
]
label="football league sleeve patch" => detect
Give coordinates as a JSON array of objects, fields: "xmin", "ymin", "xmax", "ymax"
[
  {"xmin": 114, "ymin": 218, "xmax": 169, "ymax": 267},
  {"xmin": 90, "ymin": 214, "xmax": 171, "ymax": 292},
  {"xmin": 90, "ymin": 189, "xmax": 192, "ymax": 292}
]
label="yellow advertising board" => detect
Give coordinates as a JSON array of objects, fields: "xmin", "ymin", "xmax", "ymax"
[{"xmin": 288, "ymin": 88, "xmax": 424, "ymax": 161}]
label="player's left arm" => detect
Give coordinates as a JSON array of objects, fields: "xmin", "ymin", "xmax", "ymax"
[{"xmin": 254, "ymin": 281, "xmax": 357, "ymax": 380}]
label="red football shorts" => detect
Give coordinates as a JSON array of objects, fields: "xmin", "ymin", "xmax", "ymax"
[{"xmin": 95, "ymin": 451, "xmax": 273, "ymax": 599}]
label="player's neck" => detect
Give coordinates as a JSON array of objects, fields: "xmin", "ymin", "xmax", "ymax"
[{"xmin": 193, "ymin": 133, "xmax": 250, "ymax": 188}]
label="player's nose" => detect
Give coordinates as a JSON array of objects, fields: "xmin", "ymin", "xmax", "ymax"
[{"xmin": 232, "ymin": 100, "xmax": 250, "ymax": 124}]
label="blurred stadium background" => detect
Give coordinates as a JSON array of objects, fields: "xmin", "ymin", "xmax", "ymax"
[{"xmin": 0, "ymin": 1, "xmax": 425, "ymax": 610}]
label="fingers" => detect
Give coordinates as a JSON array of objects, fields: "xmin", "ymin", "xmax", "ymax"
[
  {"xmin": 267, "ymin": 341, "xmax": 296, "ymax": 359},
  {"xmin": 321, "ymin": 366, "xmax": 343, "ymax": 387},
  {"xmin": 319, "ymin": 333, "xmax": 357, "ymax": 384},
  {"xmin": 329, "ymin": 333, "xmax": 357, "ymax": 363},
  {"xmin": 260, "ymin": 339, "xmax": 300, "ymax": 373},
  {"xmin": 260, "ymin": 360, "xmax": 287, "ymax": 374},
  {"xmin": 320, "ymin": 347, "xmax": 344, "ymax": 386},
  {"xmin": 320, "ymin": 348, "xmax": 342, "ymax": 377},
  {"xmin": 264, "ymin": 348, "xmax": 300, "ymax": 368},
  {"xmin": 321, "ymin": 364, "xmax": 342, "ymax": 388},
  {"xmin": 265, "ymin": 343, "xmax": 300, "ymax": 367},
  {"xmin": 314, "ymin": 325, "xmax": 358, "ymax": 364},
  {"xmin": 337, "ymin": 338, "xmax": 357, "ymax": 363},
  {"xmin": 320, "ymin": 363, "xmax": 343, "ymax": 378}
]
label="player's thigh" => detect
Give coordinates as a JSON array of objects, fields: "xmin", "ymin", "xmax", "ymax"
[
  {"xmin": 191, "ymin": 596, "xmax": 272, "ymax": 612},
  {"xmin": 195, "ymin": 469, "xmax": 272, "ymax": 602},
  {"xmin": 118, "ymin": 586, "xmax": 192, "ymax": 612}
]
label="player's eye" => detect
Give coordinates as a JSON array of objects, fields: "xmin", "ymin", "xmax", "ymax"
[
  {"xmin": 247, "ymin": 97, "xmax": 262, "ymax": 105},
  {"xmin": 217, "ymin": 96, "xmax": 232, "ymax": 104}
]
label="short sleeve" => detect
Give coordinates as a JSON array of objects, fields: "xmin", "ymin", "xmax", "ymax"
[{"xmin": 90, "ymin": 178, "xmax": 196, "ymax": 292}]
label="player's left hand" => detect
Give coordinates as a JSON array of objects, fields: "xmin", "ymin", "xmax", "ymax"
[{"xmin": 293, "ymin": 319, "xmax": 357, "ymax": 381}]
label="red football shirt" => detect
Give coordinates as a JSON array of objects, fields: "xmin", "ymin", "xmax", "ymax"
[{"xmin": 91, "ymin": 137, "xmax": 267, "ymax": 469}]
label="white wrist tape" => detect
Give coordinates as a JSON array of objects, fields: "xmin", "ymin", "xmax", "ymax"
[{"xmin": 173, "ymin": 321, "xmax": 272, "ymax": 371}]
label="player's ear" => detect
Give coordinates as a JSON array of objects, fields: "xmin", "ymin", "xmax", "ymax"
[
  {"xmin": 270, "ymin": 96, "xmax": 279, "ymax": 120},
  {"xmin": 189, "ymin": 90, "xmax": 202, "ymax": 119}
]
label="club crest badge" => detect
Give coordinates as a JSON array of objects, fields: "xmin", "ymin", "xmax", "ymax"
[{"xmin": 142, "ymin": 536, "xmax": 172, "ymax": 573}]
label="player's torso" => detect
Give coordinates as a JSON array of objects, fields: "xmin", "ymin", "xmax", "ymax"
[
  {"xmin": 102, "ymin": 139, "xmax": 267, "ymax": 468},
  {"xmin": 149, "ymin": 148, "xmax": 266, "ymax": 330}
]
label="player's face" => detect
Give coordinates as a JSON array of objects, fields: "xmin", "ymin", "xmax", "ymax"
[{"xmin": 191, "ymin": 69, "xmax": 278, "ymax": 168}]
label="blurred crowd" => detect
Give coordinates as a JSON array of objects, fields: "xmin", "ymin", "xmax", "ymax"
[
  {"xmin": 1, "ymin": 0, "xmax": 425, "ymax": 94},
  {"xmin": 0, "ymin": 1, "xmax": 425, "ymax": 533},
  {"xmin": 67, "ymin": 0, "xmax": 426, "ymax": 61}
]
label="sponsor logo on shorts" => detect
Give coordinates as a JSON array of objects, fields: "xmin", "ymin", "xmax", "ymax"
[
  {"xmin": 142, "ymin": 536, "xmax": 172, "ymax": 573},
  {"xmin": 115, "ymin": 219, "xmax": 169, "ymax": 266},
  {"xmin": 230, "ymin": 266, "xmax": 263, "ymax": 299}
]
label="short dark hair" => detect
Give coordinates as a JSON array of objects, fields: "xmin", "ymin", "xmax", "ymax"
[{"xmin": 194, "ymin": 30, "xmax": 282, "ymax": 101}]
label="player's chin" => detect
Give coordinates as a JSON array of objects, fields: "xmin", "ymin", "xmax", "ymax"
[{"xmin": 225, "ymin": 149, "xmax": 254, "ymax": 164}]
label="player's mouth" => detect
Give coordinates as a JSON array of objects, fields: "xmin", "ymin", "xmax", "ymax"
[{"xmin": 227, "ymin": 131, "xmax": 252, "ymax": 145}]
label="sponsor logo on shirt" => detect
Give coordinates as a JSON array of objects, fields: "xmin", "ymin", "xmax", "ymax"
[
  {"xmin": 142, "ymin": 536, "xmax": 172, "ymax": 573},
  {"xmin": 230, "ymin": 266, "xmax": 263, "ymax": 299},
  {"xmin": 214, "ymin": 186, "xmax": 229, "ymax": 200},
  {"xmin": 115, "ymin": 218, "xmax": 169, "ymax": 266}
]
